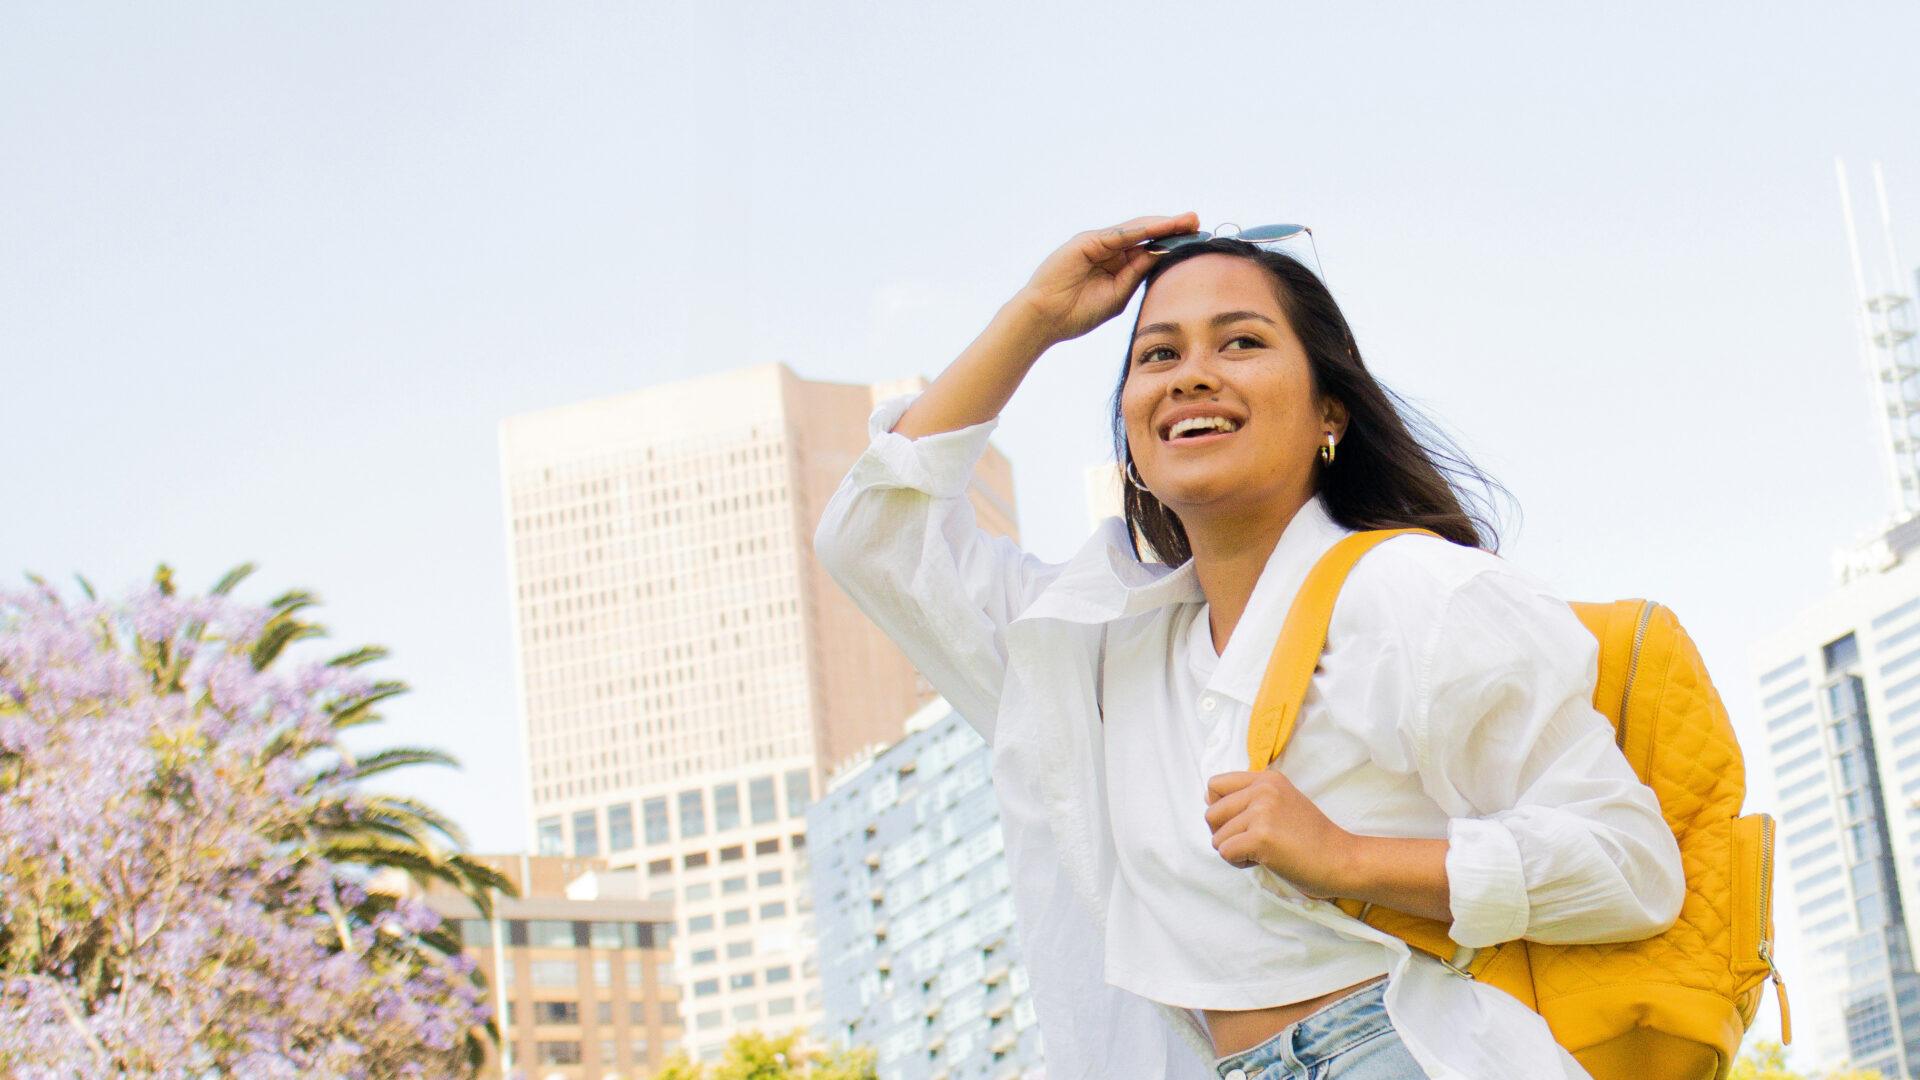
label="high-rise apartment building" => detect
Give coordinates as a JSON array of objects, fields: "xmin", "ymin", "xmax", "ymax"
[
  {"xmin": 498, "ymin": 363, "xmax": 1020, "ymax": 1062},
  {"xmin": 1747, "ymin": 162, "xmax": 1920, "ymax": 1077},
  {"xmin": 807, "ymin": 697, "xmax": 1044, "ymax": 1080},
  {"xmin": 1754, "ymin": 541, "xmax": 1920, "ymax": 1076}
]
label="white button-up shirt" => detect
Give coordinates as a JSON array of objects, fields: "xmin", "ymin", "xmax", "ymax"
[{"xmin": 812, "ymin": 391, "xmax": 1686, "ymax": 1080}]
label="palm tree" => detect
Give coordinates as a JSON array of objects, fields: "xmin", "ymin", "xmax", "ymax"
[
  {"xmin": 127, "ymin": 562, "xmax": 516, "ymax": 1071},
  {"xmin": 137, "ymin": 562, "xmax": 515, "ymax": 914}
]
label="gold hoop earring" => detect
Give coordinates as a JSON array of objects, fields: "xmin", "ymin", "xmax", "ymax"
[{"xmin": 1318, "ymin": 432, "xmax": 1337, "ymax": 465}]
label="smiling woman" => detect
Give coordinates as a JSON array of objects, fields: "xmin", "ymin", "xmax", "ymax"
[
  {"xmin": 1111, "ymin": 237, "xmax": 1507, "ymax": 570},
  {"xmin": 812, "ymin": 214, "xmax": 1685, "ymax": 1080}
]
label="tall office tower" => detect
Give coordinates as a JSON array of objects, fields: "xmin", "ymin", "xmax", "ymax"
[
  {"xmin": 1749, "ymin": 163, "xmax": 1920, "ymax": 1077},
  {"xmin": 807, "ymin": 698, "xmax": 1044, "ymax": 1080},
  {"xmin": 499, "ymin": 363, "xmax": 1020, "ymax": 1063}
]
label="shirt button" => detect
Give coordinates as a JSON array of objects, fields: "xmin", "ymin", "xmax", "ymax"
[
  {"xmin": 1201, "ymin": 695, "xmax": 1217, "ymax": 712},
  {"xmin": 1225, "ymin": 1070, "xmax": 1248, "ymax": 1080}
]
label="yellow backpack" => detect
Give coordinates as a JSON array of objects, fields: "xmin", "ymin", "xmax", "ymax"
[{"xmin": 1248, "ymin": 528, "xmax": 1790, "ymax": 1080}]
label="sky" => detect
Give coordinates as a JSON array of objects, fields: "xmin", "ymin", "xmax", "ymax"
[{"xmin": 4, "ymin": 3, "xmax": 1917, "ymax": 1053}]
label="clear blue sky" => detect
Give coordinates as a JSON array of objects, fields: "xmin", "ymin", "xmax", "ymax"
[{"xmin": 4, "ymin": 4, "xmax": 1914, "ymax": 1049}]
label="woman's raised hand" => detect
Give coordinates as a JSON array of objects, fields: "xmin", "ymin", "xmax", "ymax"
[{"xmin": 1013, "ymin": 212, "xmax": 1201, "ymax": 346}]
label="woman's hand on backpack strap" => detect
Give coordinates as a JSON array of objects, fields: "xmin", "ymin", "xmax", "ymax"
[
  {"xmin": 1011, "ymin": 212, "xmax": 1199, "ymax": 346},
  {"xmin": 1204, "ymin": 770, "xmax": 1454, "ymax": 923}
]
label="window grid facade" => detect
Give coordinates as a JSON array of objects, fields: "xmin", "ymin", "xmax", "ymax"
[
  {"xmin": 500, "ymin": 365, "xmax": 1014, "ymax": 1061},
  {"xmin": 1757, "ymin": 547, "xmax": 1920, "ymax": 1076}
]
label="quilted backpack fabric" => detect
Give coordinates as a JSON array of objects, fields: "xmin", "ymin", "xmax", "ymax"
[{"xmin": 1246, "ymin": 528, "xmax": 1789, "ymax": 1080}]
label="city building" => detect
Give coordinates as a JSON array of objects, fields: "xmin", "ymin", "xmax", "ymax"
[
  {"xmin": 497, "ymin": 363, "xmax": 1020, "ymax": 1061},
  {"xmin": 412, "ymin": 854, "xmax": 684, "ymax": 1080},
  {"xmin": 806, "ymin": 697, "xmax": 1044, "ymax": 1080},
  {"xmin": 1748, "ymin": 161, "xmax": 1920, "ymax": 1077}
]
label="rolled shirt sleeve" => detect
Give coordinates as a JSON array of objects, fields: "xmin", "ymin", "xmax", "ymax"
[
  {"xmin": 1410, "ymin": 567, "xmax": 1686, "ymax": 950},
  {"xmin": 847, "ymin": 392, "xmax": 1000, "ymax": 499},
  {"xmin": 811, "ymin": 391, "xmax": 1066, "ymax": 745}
]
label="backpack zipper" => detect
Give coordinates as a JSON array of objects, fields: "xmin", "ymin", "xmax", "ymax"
[
  {"xmin": 1614, "ymin": 600, "xmax": 1657, "ymax": 751},
  {"xmin": 1758, "ymin": 811, "xmax": 1792, "ymax": 1043}
]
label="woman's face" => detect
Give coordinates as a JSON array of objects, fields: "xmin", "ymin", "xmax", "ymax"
[{"xmin": 1121, "ymin": 253, "xmax": 1345, "ymax": 522}]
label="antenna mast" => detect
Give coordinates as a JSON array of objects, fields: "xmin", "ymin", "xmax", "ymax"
[{"xmin": 1839, "ymin": 158, "xmax": 1920, "ymax": 523}]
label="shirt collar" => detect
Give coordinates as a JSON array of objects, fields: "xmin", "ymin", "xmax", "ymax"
[
  {"xmin": 1202, "ymin": 492, "xmax": 1355, "ymax": 707},
  {"xmin": 1013, "ymin": 493, "xmax": 1355, "ymax": 707}
]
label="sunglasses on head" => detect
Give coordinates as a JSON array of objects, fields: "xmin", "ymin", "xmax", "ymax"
[{"xmin": 1143, "ymin": 222, "xmax": 1329, "ymax": 287}]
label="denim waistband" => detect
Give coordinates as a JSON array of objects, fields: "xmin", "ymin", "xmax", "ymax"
[{"xmin": 1211, "ymin": 977, "xmax": 1394, "ymax": 1077}]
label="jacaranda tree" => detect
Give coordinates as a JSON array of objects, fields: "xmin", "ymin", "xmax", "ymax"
[{"xmin": 0, "ymin": 565, "xmax": 508, "ymax": 1078}]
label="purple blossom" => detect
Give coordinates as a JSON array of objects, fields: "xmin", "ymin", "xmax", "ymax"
[{"xmin": 0, "ymin": 581, "xmax": 490, "ymax": 1078}]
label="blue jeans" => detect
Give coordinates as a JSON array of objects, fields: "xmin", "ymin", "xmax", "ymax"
[{"xmin": 1211, "ymin": 978, "xmax": 1427, "ymax": 1079}]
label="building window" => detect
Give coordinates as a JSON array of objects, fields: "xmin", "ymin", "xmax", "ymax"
[
  {"xmin": 766, "ymin": 965, "xmax": 792, "ymax": 983},
  {"xmin": 729, "ymin": 972, "xmax": 756, "ymax": 990},
  {"xmin": 648, "ymin": 857, "xmax": 673, "ymax": 875},
  {"xmin": 685, "ymin": 883, "xmax": 712, "ymax": 901},
  {"xmin": 755, "ymin": 838, "xmax": 780, "ymax": 856},
  {"xmin": 536, "ymin": 1041, "xmax": 582, "ymax": 1065},
  {"xmin": 1760, "ymin": 655, "xmax": 1808, "ymax": 686},
  {"xmin": 531, "ymin": 960, "xmax": 579, "ymax": 987},
  {"xmin": 533, "ymin": 1001, "xmax": 579, "ymax": 1024},
  {"xmin": 459, "ymin": 919, "xmax": 493, "ymax": 948},
  {"xmin": 1825, "ymin": 632, "xmax": 1861, "ymax": 674},
  {"xmin": 644, "ymin": 797, "xmax": 670, "ymax": 844},
  {"xmin": 608, "ymin": 804, "xmax": 635, "ymax": 852},
  {"xmin": 714, "ymin": 782, "xmax": 741, "ymax": 832},
  {"xmin": 527, "ymin": 920, "xmax": 576, "ymax": 949},
  {"xmin": 768, "ymin": 997, "xmax": 795, "ymax": 1015},
  {"xmin": 723, "ymin": 908, "xmax": 749, "ymax": 927},
  {"xmin": 692, "ymin": 948, "xmax": 717, "ymax": 965},
  {"xmin": 757, "ymin": 869, "xmax": 783, "ymax": 887},
  {"xmin": 722, "ymin": 876, "xmax": 747, "ymax": 895},
  {"xmin": 684, "ymin": 851, "xmax": 709, "ymax": 869},
  {"xmin": 573, "ymin": 810, "xmax": 599, "ymax": 857},
  {"xmin": 732, "ymin": 1002, "xmax": 759, "ymax": 1021},
  {"xmin": 688, "ymin": 914, "xmax": 714, "ymax": 933},
  {"xmin": 719, "ymin": 844, "xmax": 744, "ymax": 862},
  {"xmin": 727, "ymin": 940, "xmax": 753, "ymax": 959},
  {"xmin": 630, "ymin": 1001, "xmax": 648, "ymax": 1024},
  {"xmin": 750, "ymin": 776, "xmax": 777, "ymax": 824},
  {"xmin": 784, "ymin": 768, "xmax": 812, "ymax": 818},
  {"xmin": 680, "ymin": 789, "xmax": 707, "ymax": 838},
  {"xmin": 694, "ymin": 978, "xmax": 720, "ymax": 997},
  {"xmin": 593, "ymin": 958, "xmax": 612, "ymax": 987},
  {"xmin": 596, "ymin": 1001, "xmax": 613, "ymax": 1025},
  {"xmin": 627, "ymin": 959, "xmax": 644, "ymax": 985},
  {"xmin": 537, "ymin": 816, "xmax": 564, "ymax": 856},
  {"xmin": 589, "ymin": 922, "xmax": 639, "ymax": 949},
  {"xmin": 760, "ymin": 901, "xmax": 787, "ymax": 919},
  {"xmin": 601, "ymin": 1039, "xmax": 617, "ymax": 1064}
]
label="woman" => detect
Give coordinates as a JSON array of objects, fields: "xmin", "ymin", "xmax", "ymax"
[{"xmin": 811, "ymin": 212, "xmax": 1685, "ymax": 1080}]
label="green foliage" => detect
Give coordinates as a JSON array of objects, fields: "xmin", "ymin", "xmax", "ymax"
[
  {"xmin": 652, "ymin": 1030, "xmax": 878, "ymax": 1079},
  {"xmin": 1730, "ymin": 1041, "xmax": 1884, "ymax": 1080}
]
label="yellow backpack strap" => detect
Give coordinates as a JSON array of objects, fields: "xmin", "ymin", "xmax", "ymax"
[
  {"xmin": 1246, "ymin": 527, "xmax": 1443, "ymax": 772},
  {"xmin": 1245, "ymin": 523, "xmax": 1513, "ymax": 987}
]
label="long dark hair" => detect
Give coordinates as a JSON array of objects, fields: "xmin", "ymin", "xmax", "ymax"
[{"xmin": 1108, "ymin": 238, "xmax": 1514, "ymax": 565}]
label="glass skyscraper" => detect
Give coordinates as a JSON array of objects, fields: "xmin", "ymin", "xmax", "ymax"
[{"xmin": 1755, "ymin": 520, "xmax": 1920, "ymax": 1077}]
